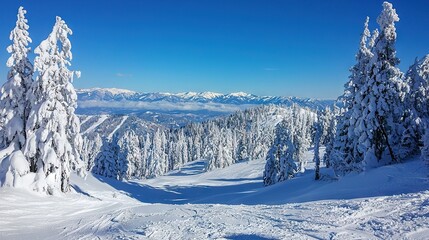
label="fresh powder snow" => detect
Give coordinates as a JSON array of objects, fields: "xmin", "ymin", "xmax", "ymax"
[{"xmin": 0, "ymin": 149, "xmax": 428, "ymax": 239}]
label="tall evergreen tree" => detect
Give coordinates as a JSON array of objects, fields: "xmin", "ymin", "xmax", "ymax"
[
  {"xmin": 93, "ymin": 139, "xmax": 117, "ymax": 179},
  {"xmin": 422, "ymin": 125, "xmax": 429, "ymax": 165},
  {"xmin": 263, "ymin": 119, "xmax": 297, "ymax": 186},
  {"xmin": 319, "ymin": 107, "xmax": 331, "ymax": 145},
  {"xmin": 291, "ymin": 105, "xmax": 312, "ymax": 172},
  {"xmin": 117, "ymin": 130, "xmax": 142, "ymax": 179},
  {"xmin": 354, "ymin": 2, "xmax": 408, "ymax": 170},
  {"xmin": 147, "ymin": 129, "xmax": 167, "ymax": 178},
  {"xmin": 81, "ymin": 134, "xmax": 102, "ymax": 171},
  {"xmin": 24, "ymin": 17, "xmax": 84, "ymax": 194},
  {"xmin": 403, "ymin": 55, "xmax": 429, "ymax": 156},
  {"xmin": 313, "ymin": 116, "xmax": 322, "ymax": 180},
  {"xmin": 406, "ymin": 55, "xmax": 429, "ymax": 121},
  {"xmin": 0, "ymin": 6, "xmax": 33, "ymax": 150},
  {"xmin": 331, "ymin": 17, "xmax": 373, "ymax": 174},
  {"xmin": 322, "ymin": 106, "xmax": 338, "ymax": 168}
]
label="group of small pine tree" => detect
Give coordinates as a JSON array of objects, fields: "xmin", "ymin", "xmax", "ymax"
[
  {"xmin": 262, "ymin": 104, "xmax": 315, "ymax": 185},
  {"xmin": 264, "ymin": 1, "xmax": 429, "ymax": 185},
  {"xmin": 0, "ymin": 7, "xmax": 84, "ymax": 194}
]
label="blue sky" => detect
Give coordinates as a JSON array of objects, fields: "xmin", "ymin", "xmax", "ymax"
[{"xmin": 0, "ymin": 0, "xmax": 428, "ymax": 99}]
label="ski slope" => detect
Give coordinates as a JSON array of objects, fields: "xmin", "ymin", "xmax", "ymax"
[
  {"xmin": 82, "ymin": 115, "xmax": 109, "ymax": 135},
  {"xmin": 108, "ymin": 115, "xmax": 129, "ymax": 139},
  {"xmin": 80, "ymin": 115, "xmax": 93, "ymax": 126},
  {"xmin": 0, "ymin": 153, "xmax": 428, "ymax": 239}
]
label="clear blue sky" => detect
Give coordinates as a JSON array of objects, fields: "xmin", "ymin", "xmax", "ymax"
[{"xmin": 0, "ymin": 0, "xmax": 428, "ymax": 99}]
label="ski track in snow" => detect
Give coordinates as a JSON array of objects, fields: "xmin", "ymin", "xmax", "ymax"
[
  {"xmin": 79, "ymin": 115, "xmax": 93, "ymax": 126},
  {"xmin": 108, "ymin": 115, "xmax": 129, "ymax": 139},
  {"xmin": 82, "ymin": 115, "xmax": 109, "ymax": 135},
  {"xmin": 0, "ymin": 155, "xmax": 428, "ymax": 239}
]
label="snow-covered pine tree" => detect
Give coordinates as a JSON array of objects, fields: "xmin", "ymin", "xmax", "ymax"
[
  {"xmin": 147, "ymin": 128, "xmax": 168, "ymax": 178},
  {"xmin": 291, "ymin": 104, "xmax": 312, "ymax": 172},
  {"xmin": 81, "ymin": 134, "xmax": 102, "ymax": 171},
  {"xmin": 93, "ymin": 139, "xmax": 117, "ymax": 179},
  {"xmin": 263, "ymin": 147, "xmax": 278, "ymax": 186},
  {"xmin": 204, "ymin": 122, "xmax": 221, "ymax": 171},
  {"xmin": 171, "ymin": 132, "xmax": 183, "ymax": 170},
  {"xmin": 263, "ymin": 119, "xmax": 297, "ymax": 186},
  {"xmin": 406, "ymin": 55, "xmax": 429, "ymax": 121},
  {"xmin": 166, "ymin": 133, "xmax": 174, "ymax": 171},
  {"xmin": 231, "ymin": 130, "xmax": 238, "ymax": 162},
  {"xmin": 177, "ymin": 129, "xmax": 188, "ymax": 167},
  {"xmin": 0, "ymin": 6, "xmax": 33, "ymax": 150},
  {"xmin": 319, "ymin": 107, "xmax": 331, "ymax": 145},
  {"xmin": 189, "ymin": 125, "xmax": 202, "ymax": 161},
  {"xmin": 278, "ymin": 128, "xmax": 297, "ymax": 183},
  {"xmin": 220, "ymin": 128, "xmax": 235, "ymax": 168},
  {"xmin": 322, "ymin": 106, "xmax": 338, "ymax": 168},
  {"xmin": 331, "ymin": 17, "xmax": 373, "ymax": 174},
  {"xmin": 141, "ymin": 133, "xmax": 152, "ymax": 177},
  {"xmin": 313, "ymin": 115, "xmax": 322, "ymax": 180},
  {"xmin": 117, "ymin": 130, "xmax": 142, "ymax": 179},
  {"xmin": 354, "ymin": 1, "xmax": 408, "ymax": 170},
  {"xmin": 421, "ymin": 121, "xmax": 429, "ymax": 165},
  {"xmin": 236, "ymin": 139, "xmax": 248, "ymax": 161},
  {"xmin": 403, "ymin": 55, "xmax": 429, "ymax": 157},
  {"xmin": 24, "ymin": 17, "xmax": 84, "ymax": 194}
]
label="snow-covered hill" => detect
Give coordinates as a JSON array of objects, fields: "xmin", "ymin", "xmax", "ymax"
[
  {"xmin": 79, "ymin": 105, "xmax": 312, "ymax": 180},
  {"xmin": 1, "ymin": 151, "xmax": 428, "ymax": 239},
  {"xmin": 76, "ymin": 88, "xmax": 334, "ymax": 116}
]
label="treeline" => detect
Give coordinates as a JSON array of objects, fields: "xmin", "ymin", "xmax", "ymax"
[{"xmin": 83, "ymin": 105, "xmax": 316, "ymax": 180}]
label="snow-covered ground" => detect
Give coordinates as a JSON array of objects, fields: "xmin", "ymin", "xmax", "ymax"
[{"xmin": 1, "ymin": 151, "xmax": 428, "ymax": 239}]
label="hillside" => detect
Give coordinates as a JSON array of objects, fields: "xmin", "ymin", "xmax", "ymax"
[{"xmin": 1, "ymin": 150, "xmax": 428, "ymax": 239}]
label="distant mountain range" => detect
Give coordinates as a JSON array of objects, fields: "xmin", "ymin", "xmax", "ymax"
[{"xmin": 76, "ymin": 88, "xmax": 335, "ymax": 116}]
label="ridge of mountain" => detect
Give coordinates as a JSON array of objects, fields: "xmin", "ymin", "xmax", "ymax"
[{"xmin": 77, "ymin": 88, "xmax": 335, "ymax": 114}]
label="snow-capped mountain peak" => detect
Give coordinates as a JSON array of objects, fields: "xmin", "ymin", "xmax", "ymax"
[
  {"xmin": 228, "ymin": 92, "xmax": 251, "ymax": 97},
  {"xmin": 175, "ymin": 91, "xmax": 223, "ymax": 99},
  {"xmin": 198, "ymin": 91, "xmax": 223, "ymax": 99},
  {"xmin": 76, "ymin": 88, "xmax": 334, "ymax": 115}
]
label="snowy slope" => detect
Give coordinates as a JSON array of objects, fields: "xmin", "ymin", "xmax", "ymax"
[
  {"xmin": 82, "ymin": 114, "xmax": 109, "ymax": 134},
  {"xmin": 0, "ymin": 153, "xmax": 428, "ymax": 239},
  {"xmin": 107, "ymin": 115, "xmax": 129, "ymax": 139}
]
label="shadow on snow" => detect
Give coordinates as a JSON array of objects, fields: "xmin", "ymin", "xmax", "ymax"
[
  {"xmin": 224, "ymin": 234, "xmax": 278, "ymax": 240},
  {"xmin": 91, "ymin": 158, "xmax": 429, "ymax": 206},
  {"xmin": 94, "ymin": 174, "xmax": 262, "ymax": 205}
]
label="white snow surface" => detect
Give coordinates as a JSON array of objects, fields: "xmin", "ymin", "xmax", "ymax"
[{"xmin": 0, "ymin": 151, "xmax": 428, "ymax": 239}]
